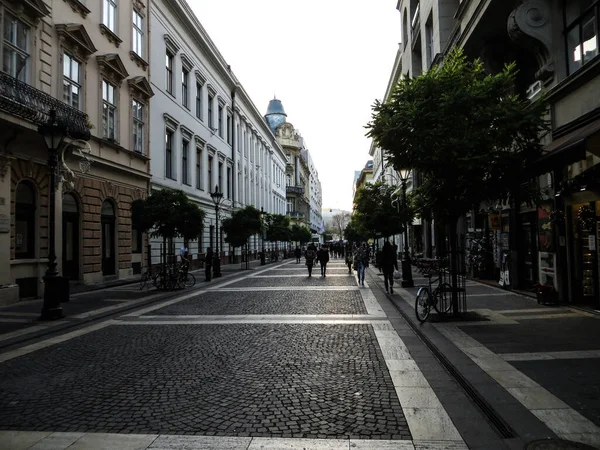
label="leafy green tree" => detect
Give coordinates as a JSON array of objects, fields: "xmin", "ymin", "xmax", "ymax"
[
  {"xmin": 366, "ymin": 48, "xmax": 548, "ymax": 313},
  {"xmin": 290, "ymin": 224, "xmax": 312, "ymax": 245},
  {"xmin": 353, "ymin": 181, "xmax": 410, "ymax": 239},
  {"xmin": 221, "ymin": 206, "xmax": 262, "ymax": 250},
  {"xmin": 344, "ymin": 214, "xmax": 369, "ymax": 244},
  {"xmin": 265, "ymin": 213, "xmax": 290, "ymax": 247}
]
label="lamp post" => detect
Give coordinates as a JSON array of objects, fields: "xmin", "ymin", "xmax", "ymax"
[
  {"xmin": 38, "ymin": 109, "xmax": 66, "ymax": 320},
  {"xmin": 398, "ymin": 168, "xmax": 414, "ymax": 288},
  {"xmin": 260, "ymin": 207, "xmax": 266, "ymax": 265},
  {"xmin": 210, "ymin": 185, "xmax": 224, "ymax": 277}
]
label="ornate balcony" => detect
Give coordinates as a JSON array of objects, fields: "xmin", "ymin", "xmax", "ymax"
[
  {"xmin": 286, "ymin": 185, "xmax": 305, "ymax": 195},
  {"xmin": 0, "ymin": 72, "xmax": 91, "ymax": 140},
  {"xmin": 287, "ymin": 211, "xmax": 305, "ymax": 219}
]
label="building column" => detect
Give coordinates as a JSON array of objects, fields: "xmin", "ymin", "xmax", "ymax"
[{"xmin": 0, "ymin": 156, "xmax": 17, "ymax": 304}]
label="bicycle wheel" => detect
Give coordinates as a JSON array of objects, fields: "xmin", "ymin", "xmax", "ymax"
[
  {"xmin": 139, "ymin": 272, "xmax": 148, "ymax": 290},
  {"xmin": 182, "ymin": 272, "xmax": 196, "ymax": 288},
  {"xmin": 415, "ymin": 288, "xmax": 431, "ymax": 323},
  {"xmin": 433, "ymin": 283, "xmax": 453, "ymax": 314}
]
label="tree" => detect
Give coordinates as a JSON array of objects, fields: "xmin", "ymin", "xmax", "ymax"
[
  {"xmin": 132, "ymin": 188, "xmax": 205, "ymax": 260},
  {"xmin": 353, "ymin": 181, "xmax": 410, "ymax": 239},
  {"xmin": 366, "ymin": 48, "xmax": 548, "ymax": 313},
  {"xmin": 331, "ymin": 212, "xmax": 350, "ymax": 239},
  {"xmin": 344, "ymin": 214, "xmax": 369, "ymax": 245},
  {"xmin": 264, "ymin": 213, "xmax": 290, "ymax": 247},
  {"xmin": 221, "ymin": 206, "xmax": 262, "ymax": 249},
  {"xmin": 290, "ymin": 224, "xmax": 312, "ymax": 245}
]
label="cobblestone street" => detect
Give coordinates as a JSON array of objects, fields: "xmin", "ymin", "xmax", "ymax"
[{"xmin": 1, "ymin": 260, "xmax": 600, "ymax": 449}]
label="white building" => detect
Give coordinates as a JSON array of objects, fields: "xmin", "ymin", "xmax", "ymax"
[{"xmin": 149, "ymin": 0, "xmax": 287, "ymax": 262}]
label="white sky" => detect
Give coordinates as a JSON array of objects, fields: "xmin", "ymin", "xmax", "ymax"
[{"xmin": 188, "ymin": 0, "xmax": 400, "ymax": 211}]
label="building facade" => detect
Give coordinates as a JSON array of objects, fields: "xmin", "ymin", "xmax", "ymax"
[
  {"xmin": 376, "ymin": 0, "xmax": 600, "ymax": 306},
  {"xmin": 150, "ymin": 0, "xmax": 287, "ymax": 263},
  {"xmin": 0, "ymin": 0, "xmax": 153, "ymax": 303},
  {"xmin": 265, "ymin": 98, "xmax": 323, "ymax": 236}
]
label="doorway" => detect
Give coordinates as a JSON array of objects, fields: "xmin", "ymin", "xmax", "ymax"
[
  {"xmin": 101, "ymin": 200, "xmax": 116, "ymax": 276},
  {"xmin": 519, "ymin": 211, "xmax": 538, "ymax": 289},
  {"xmin": 62, "ymin": 193, "xmax": 80, "ymax": 280}
]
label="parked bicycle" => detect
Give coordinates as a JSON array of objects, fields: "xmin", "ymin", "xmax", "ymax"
[
  {"xmin": 139, "ymin": 263, "xmax": 195, "ymax": 291},
  {"xmin": 415, "ymin": 267, "xmax": 453, "ymax": 322}
]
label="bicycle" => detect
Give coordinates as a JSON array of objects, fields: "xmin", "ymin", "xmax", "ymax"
[
  {"xmin": 415, "ymin": 268, "xmax": 453, "ymax": 323},
  {"xmin": 139, "ymin": 266, "xmax": 159, "ymax": 290}
]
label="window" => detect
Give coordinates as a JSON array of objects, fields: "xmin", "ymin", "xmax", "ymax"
[
  {"xmin": 425, "ymin": 16, "xmax": 434, "ymax": 66},
  {"xmin": 166, "ymin": 52, "xmax": 174, "ymax": 94},
  {"xmin": 218, "ymin": 161, "xmax": 223, "ymax": 192},
  {"xmin": 102, "ymin": 80, "xmax": 116, "ymax": 140},
  {"xmin": 103, "ymin": 0, "xmax": 117, "ymax": 33},
  {"xmin": 182, "ymin": 68, "xmax": 189, "ymax": 108},
  {"xmin": 132, "ymin": 10, "xmax": 143, "ymax": 57},
  {"xmin": 227, "ymin": 167, "xmax": 231, "ymax": 198},
  {"xmin": 132, "ymin": 99, "xmax": 144, "ymax": 153},
  {"xmin": 3, "ymin": 13, "xmax": 29, "ymax": 82},
  {"xmin": 166, "ymin": 129, "xmax": 174, "ymax": 179},
  {"xmin": 208, "ymin": 155, "xmax": 213, "ymax": 190},
  {"xmin": 182, "ymin": 139, "xmax": 190, "ymax": 185},
  {"xmin": 196, "ymin": 82, "xmax": 203, "ymax": 120},
  {"xmin": 196, "ymin": 147, "xmax": 202, "ymax": 189},
  {"xmin": 218, "ymin": 104, "xmax": 223, "ymax": 137},
  {"xmin": 565, "ymin": 1, "xmax": 599, "ymax": 74},
  {"xmin": 132, "ymin": 226, "xmax": 142, "ymax": 253},
  {"xmin": 208, "ymin": 93, "xmax": 214, "ymax": 129},
  {"xmin": 227, "ymin": 114, "xmax": 232, "ymax": 144},
  {"xmin": 15, "ymin": 182, "xmax": 36, "ymax": 259},
  {"xmin": 63, "ymin": 53, "xmax": 81, "ymax": 109}
]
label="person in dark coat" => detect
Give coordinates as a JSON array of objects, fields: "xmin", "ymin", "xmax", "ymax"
[
  {"xmin": 204, "ymin": 247, "xmax": 214, "ymax": 281},
  {"xmin": 381, "ymin": 241, "xmax": 399, "ymax": 293},
  {"xmin": 317, "ymin": 245, "xmax": 330, "ymax": 277},
  {"xmin": 305, "ymin": 244, "xmax": 317, "ymax": 277},
  {"xmin": 294, "ymin": 246, "xmax": 301, "ymax": 263}
]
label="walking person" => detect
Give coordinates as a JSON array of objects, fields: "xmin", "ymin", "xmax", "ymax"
[
  {"xmin": 345, "ymin": 244, "xmax": 353, "ymax": 274},
  {"xmin": 354, "ymin": 242, "xmax": 369, "ymax": 286},
  {"xmin": 381, "ymin": 241, "xmax": 399, "ymax": 294},
  {"xmin": 305, "ymin": 244, "xmax": 316, "ymax": 277},
  {"xmin": 204, "ymin": 247, "xmax": 213, "ymax": 281},
  {"xmin": 294, "ymin": 246, "xmax": 301, "ymax": 263},
  {"xmin": 317, "ymin": 245, "xmax": 330, "ymax": 277}
]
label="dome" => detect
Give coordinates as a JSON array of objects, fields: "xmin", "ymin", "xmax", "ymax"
[{"xmin": 264, "ymin": 98, "xmax": 287, "ymax": 132}]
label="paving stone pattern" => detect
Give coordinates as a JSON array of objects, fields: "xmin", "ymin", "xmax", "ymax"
[
  {"xmin": 513, "ymin": 358, "xmax": 600, "ymax": 427},
  {"xmin": 228, "ymin": 276, "xmax": 356, "ymax": 288},
  {"xmin": 460, "ymin": 317, "xmax": 600, "ymax": 353},
  {"xmin": 149, "ymin": 291, "xmax": 367, "ymax": 316},
  {"xmin": 0, "ymin": 324, "xmax": 411, "ymax": 439}
]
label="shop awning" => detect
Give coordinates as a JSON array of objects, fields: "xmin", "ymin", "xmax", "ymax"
[{"xmin": 529, "ymin": 118, "xmax": 600, "ymax": 176}]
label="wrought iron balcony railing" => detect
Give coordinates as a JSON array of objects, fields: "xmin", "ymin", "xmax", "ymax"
[
  {"xmin": 287, "ymin": 210, "xmax": 305, "ymax": 219},
  {"xmin": 286, "ymin": 185, "xmax": 305, "ymax": 195},
  {"xmin": 0, "ymin": 72, "xmax": 91, "ymax": 140}
]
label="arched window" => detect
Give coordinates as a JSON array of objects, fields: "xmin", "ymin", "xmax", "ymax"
[{"xmin": 15, "ymin": 182, "xmax": 36, "ymax": 258}]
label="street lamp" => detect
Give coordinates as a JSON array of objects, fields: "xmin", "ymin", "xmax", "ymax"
[
  {"xmin": 38, "ymin": 109, "xmax": 66, "ymax": 320},
  {"xmin": 260, "ymin": 207, "xmax": 266, "ymax": 265},
  {"xmin": 398, "ymin": 168, "xmax": 414, "ymax": 288},
  {"xmin": 210, "ymin": 184, "xmax": 224, "ymax": 277}
]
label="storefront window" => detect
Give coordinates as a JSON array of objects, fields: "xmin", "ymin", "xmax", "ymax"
[{"xmin": 15, "ymin": 181, "xmax": 36, "ymax": 259}]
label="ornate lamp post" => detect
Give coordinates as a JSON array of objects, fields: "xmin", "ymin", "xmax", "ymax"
[
  {"xmin": 38, "ymin": 110, "xmax": 66, "ymax": 320},
  {"xmin": 398, "ymin": 168, "xmax": 414, "ymax": 288},
  {"xmin": 210, "ymin": 185, "xmax": 224, "ymax": 277}
]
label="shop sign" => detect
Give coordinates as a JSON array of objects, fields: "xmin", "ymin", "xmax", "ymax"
[
  {"xmin": 538, "ymin": 203, "xmax": 554, "ymax": 252},
  {"xmin": 489, "ymin": 214, "xmax": 501, "ymax": 230}
]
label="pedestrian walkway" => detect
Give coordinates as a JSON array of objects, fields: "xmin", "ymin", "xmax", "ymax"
[{"xmin": 369, "ymin": 265, "xmax": 600, "ymax": 449}]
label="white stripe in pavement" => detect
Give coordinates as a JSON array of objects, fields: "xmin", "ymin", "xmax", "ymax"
[
  {"xmin": 0, "ymin": 321, "xmax": 116, "ymax": 363},
  {"xmin": 250, "ymin": 274, "xmax": 351, "ymax": 278},
  {"xmin": 500, "ymin": 350, "xmax": 600, "ymax": 361},
  {"xmin": 120, "ymin": 314, "xmax": 383, "ymax": 321},
  {"xmin": 69, "ymin": 294, "xmax": 165, "ymax": 319},
  {"xmin": 436, "ymin": 324, "xmax": 600, "ymax": 445},
  {"xmin": 208, "ymin": 286, "xmax": 360, "ymax": 291},
  {"xmin": 361, "ymin": 288, "xmax": 386, "ymax": 317},
  {"xmin": 373, "ymin": 328, "xmax": 464, "ymax": 442},
  {"xmin": 466, "ymin": 293, "xmax": 519, "ymax": 297},
  {"xmin": 0, "ymin": 318, "xmax": 33, "ymax": 323},
  {"xmin": 0, "ymin": 323, "xmax": 68, "ymax": 343},
  {"xmin": 0, "ymin": 312, "xmax": 39, "ymax": 317},
  {"xmin": 0, "ymin": 431, "xmax": 469, "ymax": 450},
  {"xmin": 115, "ymin": 318, "xmax": 388, "ymax": 325}
]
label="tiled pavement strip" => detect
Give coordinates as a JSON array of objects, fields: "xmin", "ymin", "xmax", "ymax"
[
  {"xmin": 394, "ymin": 274, "xmax": 600, "ymax": 449},
  {"xmin": 0, "ymin": 260, "xmax": 470, "ymax": 450}
]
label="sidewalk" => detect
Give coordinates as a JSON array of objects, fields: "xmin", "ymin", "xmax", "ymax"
[
  {"xmin": 0, "ymin": 258, "xmax": 271, "ymax": 348},
  {"xmin": 366, "ymin": 265, "xmax": 600, "ymax": 448}
]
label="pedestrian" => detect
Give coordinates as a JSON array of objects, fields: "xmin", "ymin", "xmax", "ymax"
[
  {"xmin": 180, "ymin": 246, "xmax": 190, "ymax": 277},
  {"xmin": 305, "ymin": 244, "xmax": 316, "ymax": 277},
  {"xmin": 294, "ymin": 246, "xmax": 301, "ymax": 263},
  {"xmin": 204, "ymin": 247, "xmax": 213, "ymax": 281},
  {"xmin": 354, "ymin": 242, "xmax": 369, "ymax": 286},
  {"xmin": 345, "ymin": 244, "xmax": 353, "ymax": 274},
  {"xmin": 381, "ymin": 241, "xmax": 399, "ymax": 294},
  {"xmin": 317, "ymin": 245, "xmax": 330, "ymax": 277}
]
